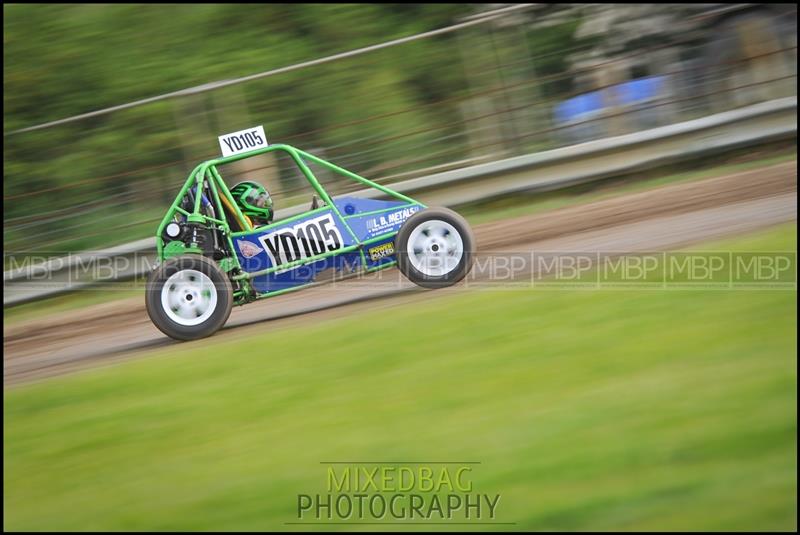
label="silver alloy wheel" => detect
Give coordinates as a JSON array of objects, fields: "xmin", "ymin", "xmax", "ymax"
[
  {"xmin": 406, "ymin": 219, "xmax": 464, "ymax": 277},
  {"xmin": 160, "ymin": 269, "xmax": 218, "ymax": 326}
]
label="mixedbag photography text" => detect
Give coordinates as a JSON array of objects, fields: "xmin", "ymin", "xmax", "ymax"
[{"xmin": 296, "ymin": 464, "xmax": 502, "ymax": 522}]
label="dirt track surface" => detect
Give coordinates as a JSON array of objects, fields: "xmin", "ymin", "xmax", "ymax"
[{"xmin": 4, "ymin": 161, "xmax": 797, "ymax": 386}]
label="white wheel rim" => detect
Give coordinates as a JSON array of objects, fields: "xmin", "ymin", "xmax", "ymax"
[
  {"xmin": 160, "ymin": 269, "xmax": 218, "ymax": 326},
  {"xmin": 406, "ymin": 219, "xmax": 464, "ymax": 277}
]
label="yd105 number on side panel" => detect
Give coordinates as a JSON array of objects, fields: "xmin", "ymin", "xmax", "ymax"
[{"xmin": 258, "ymin": 213, "xmax": 344, "ymax": 272}]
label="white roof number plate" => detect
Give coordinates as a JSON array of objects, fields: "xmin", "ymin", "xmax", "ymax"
[{"xmin": 218, "ymin": 126, "xmax": 268, "ymax": 157}]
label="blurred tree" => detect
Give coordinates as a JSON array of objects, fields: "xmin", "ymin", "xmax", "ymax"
[
  {"xmin": 3, "ymin": 3, "xmax": 586, "ymax": 254},
  {"xmin": 3, "ymin": 4, "xmax": 474, "ymax": 223}
]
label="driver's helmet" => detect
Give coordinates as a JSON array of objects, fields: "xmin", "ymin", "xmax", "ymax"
[{"xmin": 230, "ymin": 181, "xmax": 274, "ymax": 225}]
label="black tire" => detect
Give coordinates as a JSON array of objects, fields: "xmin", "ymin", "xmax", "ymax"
[
  {"xmin": 145, "ymin": 254, "xmax": 233, "ymax": 341},
  {"xmin": 395, "ymin": 207, "xmax": 475, "ymax": 289}
]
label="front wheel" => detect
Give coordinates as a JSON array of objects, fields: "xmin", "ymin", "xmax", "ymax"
[
  {"xmin": 395, "ymin": 207, "xmax": 475, "ymax": 289},
  {"xmin": 146, "ymin": 254, "xmax": 233, "ymax": 341}
]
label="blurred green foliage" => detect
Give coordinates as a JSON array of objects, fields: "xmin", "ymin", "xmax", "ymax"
[
  {"xmin": 4, "ymin": 224, "xmax": 796, "ymax": 530},
  {"xmin": 1, "ymin": 4, "xmax": 472, "ymax": 219},
  {"xmin": 3, "ymin": 4, "xmax": 584, "ymax": 252},
  {"xmin": 4, "ymin": 4, "xmax": 468, "ymax": 129}
]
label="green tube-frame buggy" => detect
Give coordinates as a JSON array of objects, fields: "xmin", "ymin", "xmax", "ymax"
[{"xmin": 146, "ymin": 144, "xmax": 475, "ymax": 340}]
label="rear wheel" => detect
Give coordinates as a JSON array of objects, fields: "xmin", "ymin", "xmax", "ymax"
[
  {"xmin": 146, "ymin": 254, "xmax": 233, "ymax": 340},
  {"xmin": 395, "ymin": 207, "xmax": 475, "ymax": 289}
]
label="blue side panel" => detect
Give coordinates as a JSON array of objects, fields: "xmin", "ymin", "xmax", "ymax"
[
  {"xmin": 233, "ymin": 199, "xmax": 423, "ymax": 294},
  {"xmin": 233, "ymin": 208, "xmax": 361, "ymax": 293},
  {"xmin": 345, "ymin": 204, "xmax": 422, "ymax": 242},
  {"xmin": 333, "ymin": 196, "xmax": 405, "ymax": 216},
  {"xmin": 338, "ymin": 196, "xmax": 424, "ymax": 269}
]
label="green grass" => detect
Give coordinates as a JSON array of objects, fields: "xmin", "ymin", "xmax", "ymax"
[{"xmin": 4, "ymin": 224, "xmax": 796, "ymax": 531}]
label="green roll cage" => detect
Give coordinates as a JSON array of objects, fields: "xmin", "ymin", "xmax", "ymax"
[{"xmin": 156, "ymin": 144, "xmax": 426, "ymax": 303}]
